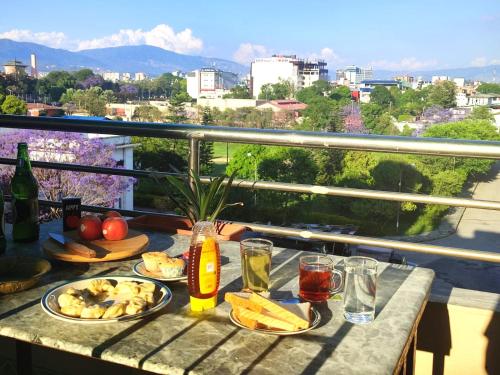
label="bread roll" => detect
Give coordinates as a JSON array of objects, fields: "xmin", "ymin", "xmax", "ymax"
[
  {"xmin": 102, "ymin": 303, "xmax": 126, "ymax": 319},
  {"xmin": 80, "ymin": 305, "xmax": 106, "ymax": 319},
  {"xmin": 125, "ymin": 296, "xmax": 147, "ymax": 315},
  {"xmin": 58, "ymin": 293, "xmax": 84, "ymax": 308},
  {"xmin": 114, "ymin": 281, "xmax": 140, "ymax": 297},
  {"xmin": 61, "ymin": 304, "xmax": 84, "ymax": 317},
  {"xmin": 142, "ymin": 252, "xmax": 168, "ymax": 272}
]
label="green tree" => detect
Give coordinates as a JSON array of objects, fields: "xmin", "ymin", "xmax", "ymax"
[
  {"xmin": 167, "ymin": 92, "xmax": 191, "ymax": 122},
  {"xmin": 223, "ymin": 85, "xmax": 251, "ymax": 99},
  {"xmin": 360, "ymin": 103, "xmax": 383, "ymax": 131},
  {"xmin": 73, "ymin": 69, "xmax": 95, "ymax": 82},
  {"xmin": 329, "ymin": 86, "xmax": 351, "ymax": 103},
  {"xmin": 0, "ymin": 93, "xmax": 5, "ymax": 109},
  {"xmin": 301, "ymin": 96, "xmax": 342, "ymax": 132},
  {"xmin": 1, "ymin": 95, "xmax": 27, "ymax": 115},
  {"xmin": 469, "ymin": 106, "xmax": 494, "ymax": 122},
  {"xmin": 200, "ymin": 108, "xmax": 215, "ymax": 174},
  {"xmin": 427, "ymin": 81, "xmax": 457, "ymax": 108},
  {"xmin": 258, "ymin": 80, "xmax": 293, "ymax": 100},
  {"xmin": 370, "ymin": 86, "xmax": 394, "ymax": 108},
  {"xmin": 476, "ymin": 83, "xmax": 500, "ymax": 95},
  {"xmin": 132, "ymin": 105, "xmax": 163, "ymax": 122}
]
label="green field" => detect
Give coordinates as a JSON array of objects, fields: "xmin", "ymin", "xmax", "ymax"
[{"xmin": 212, "ymin": 142, "xmax": 243, "ymax": 174}]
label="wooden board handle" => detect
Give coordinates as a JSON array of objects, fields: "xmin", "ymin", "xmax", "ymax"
[{"xmin": 64, "ymin": 241, "xmax": 97, "ymax": 258}]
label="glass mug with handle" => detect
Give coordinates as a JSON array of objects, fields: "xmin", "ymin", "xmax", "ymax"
[{"xmin": 298, "ymin": 255, "xmax": 343, "ymax": 303}]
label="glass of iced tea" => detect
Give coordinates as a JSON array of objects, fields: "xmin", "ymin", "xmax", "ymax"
[
  {"xmin": 299, "ymin": 255, "xmax": 343, "ymax": 303},
  {"xmin": 240, "ymin": 238, "xmax": 273, "ymax": 293}
]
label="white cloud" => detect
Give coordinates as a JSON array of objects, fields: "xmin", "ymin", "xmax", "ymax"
[
  {"xmin": 0, "ymin": 24, "xmax": 203, "ymax": 54},
  {"xmin": 233, "ymin": 43, "xmax": 268, "ymax": 64},
  {"xmin": 76, "ymin": 24, "xmax": 203, "ymax": 53},
  {"xmin": 0, "ymin": 29, "xmax": 70, "ymax": 49},
  {"xmin": 369, "ymin": 57, "xmax": 438, "ymax": 71},
  {"xmin": 309, "ymin": 47, "xmax": 342, "ymax": 65},
  {"xmin": 470, "ymin": 57, "xmax": 500, "ymax": 67}
]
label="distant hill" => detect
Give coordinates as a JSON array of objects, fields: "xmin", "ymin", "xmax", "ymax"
[
  {"xmin": 0, "ymin": 39, "xmax": 248, "ymax": 76},
  {"xmin": 374, "ymin": 65, "xmax": 500, "ymax": 82}
]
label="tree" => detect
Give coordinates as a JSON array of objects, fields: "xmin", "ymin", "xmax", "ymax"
[
  {"xmin": 200, "ymin": 108, "xmax": 214, "ymax": 174},
  {"xmin": 223, "ymin": 85, "xmax": 251, "ymax": 99},
  {"xmin": 477, "ymin": 83, "xmax": 500, "ymax": 95},
  {"xmin": 329, "ymin": 86, "xmax": 351, "ymax": 103},
  {"xmin": 360, "ymin": 103, "xmax": 384, "ymax": 131},
  {"xmin": 73, "ymin": 69, "xmax": 95, "ymax": 82},
  {"xmin": 342, "ymin": 103, "xmax": 368, "ymax": 134},
  {"xmin": 167, "ymin": 92, "xmax": 191, "ymax": 122},
  {"xmin": 1, "ymin": 95, "xmax": 27, "ymax": 115},
  {"xmin": 427, "ymin": 81, "xmax": 457, "ymax": 108},
  {"xmin": 132, "ymin": 105, "xmax": 163, "ymax": 122},
  {"xmin": 469, "ymin": 106, "xmax": 494, "ymax": 122},
  {"xmin": 370, "ymin": 86, "xmax": 394, "ymax": 108},
  {"xmin": 301, "ymin": 96, "xmax": 342, "ymax": 132},
  {"xmin": 0, "ymin": 130, "xmax": 134, "ymax": 218},
  {"xmin": 295, "ymin": 80, "xmax": 332, "ymax": 104},
  {"xmin": 258, "ymin": 80, "xmax": 293, "ymax": 100}
]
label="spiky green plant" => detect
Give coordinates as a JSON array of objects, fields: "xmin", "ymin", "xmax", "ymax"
[{"xmin": 164, "ymin": 170, "xmax": 242, "ymax": 225}]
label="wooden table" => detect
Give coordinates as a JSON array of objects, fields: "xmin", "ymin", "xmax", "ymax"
[{"xmin": 0, "ymin": 220, "xmax": 434, "ymax": 375}]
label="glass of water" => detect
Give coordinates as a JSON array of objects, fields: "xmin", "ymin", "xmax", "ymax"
[{"xmin": 343, "ymin": 256, "xmax": 378, "ymax": 324}]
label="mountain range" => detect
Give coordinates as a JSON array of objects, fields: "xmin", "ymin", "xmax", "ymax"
[
  {"xmin": 0, "ymin": 39, "xmax": 248, "ymax": 76},
  {"xmin": 1, "ymin": 38, "xmax": 498, "ymax": 82}
]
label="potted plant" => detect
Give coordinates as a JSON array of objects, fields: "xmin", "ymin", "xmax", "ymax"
[{"xmin": 129, "ymin": 170, "xmax": 245, "ymax": 241}]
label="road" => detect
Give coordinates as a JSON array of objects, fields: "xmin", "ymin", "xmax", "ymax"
[{"xmin": 404, "ymin": 162, "xmax": 500, "ymax": 295}]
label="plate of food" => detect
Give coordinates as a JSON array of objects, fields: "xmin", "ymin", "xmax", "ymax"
[
  {"xmin": 133, "ymin": 252, "xmax": 187, "ymax": 282},
  {"xmin": 225, "ymin": 292, "xmax": 321, "ymax": 336},
  {"xmin": 41, "ymin": 276, "xmax": 172, "ymax": 324}
]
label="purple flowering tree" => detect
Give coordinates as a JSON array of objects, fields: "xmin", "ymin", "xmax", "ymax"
[
  {"xmin": 342, "ymin": 103, "xmax": 369, "ymax": 134},
  {"xmin": 421, "ymin": 105, "xmax": 453, "ymax": 124},
  {"xmin": 79, "ymin": 75, "xmax": 104, "ymax": 89},
  {"xmin": 118, "ymin": 84, "xmax": 139, "ymax": 101},
  {"xmin": 0, "ymin": 130, "xmax": 135, "ymax": 218}
]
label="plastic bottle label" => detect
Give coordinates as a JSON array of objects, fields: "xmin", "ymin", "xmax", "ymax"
[{"xmin": 199, "ymin": 238, "xmax": 217, "ymax": 294}]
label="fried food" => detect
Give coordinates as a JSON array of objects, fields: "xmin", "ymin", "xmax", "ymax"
[
  {"xmin": 102, "ymin": 303, "xmax": 126, "ymax": 319},
  {"xmin": 58, "ymin": 293, "xmax": 84, "ymax": 308},
  {"xmin": 125, "ymin": 297, "xmax": 147, "ymax": 315},
  {"xmin": 61, "ymin": 304, "xmax": 84, "ymax": 317},
  {"xmin": 81, "ymin": 304, "xmax": 106, "ymax": 319}
]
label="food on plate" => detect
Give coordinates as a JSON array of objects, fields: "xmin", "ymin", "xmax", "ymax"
[
  {"xmin": 102, "ymin": 217, "xmax": 128, "ymax": 241},
  {"xmin": 78, "ymin": 215, "xmax": 102, "ymax": 241},
  {"xmin": 159, "ymin": 258, "xmax": 185, "ymax": 278},
  {"xmin": 58, "ymin": 293, "xmax": 85, "ymax": 308},
  {"xmin": 125, "ymin": 296, "xmax": 147, "ymax": 315},
  {"xmin": 102, "ymin": 303, "xmax": 126, "ymax": 319},
  {"xmin": 225, "ymin": 292, "xmax": 311, "ymax": 332},
  {"xmin": 141, "ymin": 252, "xmax": 185, "ymax": 277},
  {"xmin": 142, "ymin": 252, "xmax": 168, "ymax": 273},
  {"xmin": 114, "ymin": 280, "xmax": 141, "ymax": 297},
  {"xmin": 87, "ymin": 279, "xmax": 115, "ymax": 296},
  {"xmin": 61, "ymin": 304, "xmax": 84, "ymax": 317},
  {"xmin": 55, "ymin": 279, "xmax": 159, "ymax": 319},
  {"xmin": 80, "ymin": 304, "xmax": 106, "ymax": 319}
]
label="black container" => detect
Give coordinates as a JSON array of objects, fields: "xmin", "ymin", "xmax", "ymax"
[{"xmin": 62, "ymin": 197, "xmax": 81, "ymax": 232}]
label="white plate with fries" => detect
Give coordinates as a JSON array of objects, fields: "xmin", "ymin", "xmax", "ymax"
[{"xmin": 41, "ymin": 276, "xmax": 172, "ymax": 324}]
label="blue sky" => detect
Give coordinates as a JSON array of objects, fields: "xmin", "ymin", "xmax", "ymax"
[{"xmin": 0, "ymin": 0, "xmax": 499, "ymax": 70}]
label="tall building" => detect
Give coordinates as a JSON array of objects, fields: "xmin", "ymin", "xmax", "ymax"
[
  {"xmin": 30, "ymin": 54, "xmax": 38, "ymax": 78},
  {"xmin": 135, "ymin": 72, "xmax": 147, "ymax": 81},
  {"xmin": 250, "ymin": 55, "xmax": 328, "ymax": 98},
  {"xmin": 187, "ymin": 68, "xmax": 239, "ymax": 99},
  {"xmin": 3, "ymin": 59, "xmax": 27, "ymax": 76},
  {"xmin": 102, "ymin": 72, "xmax": 121, "ymax": 82},
  {"xmin": 336, "ymin": 65, "xmax": 373, "ymax": 85}
]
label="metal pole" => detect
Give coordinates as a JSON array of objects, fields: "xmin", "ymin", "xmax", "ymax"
[{"xmin": 188, "ymin": 138, "xmax": 200, "ymax": 188}]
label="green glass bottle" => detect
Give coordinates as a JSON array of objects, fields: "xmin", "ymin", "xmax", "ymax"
[
  {"xmin": 0, "ymin": 188, "xmax": 5, "ymax": 253},
  {"xmin": 11, "ymin": 143, "xmax": 39, "ymax": 242}
]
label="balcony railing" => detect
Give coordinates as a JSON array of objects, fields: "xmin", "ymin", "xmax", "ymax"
[{"xmin": 1, "ymin": 114, "xmax": 500, "ymax": 264}]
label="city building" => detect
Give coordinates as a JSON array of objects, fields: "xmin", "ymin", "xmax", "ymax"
[
  {"xmin": 3, "ymin": 59, "xmax": 27, "ymax": 76},
  {"xmin": 431, "ymin": 75, "xmax": 450, "ymax": 84},
  {"xmin": 134, "ymin": 72, "xmax": 147, "ymax": 81},
  {"xmin": 102, "ymin": 72, "xmax": 121, "ymax": 82},
  {"xmin": 27, "ymin": 103, "xmax": 63, "ymax": 117},
  {"xmin": 30, "ymin": 54, "xmax": 38, "ymax": 78},
  {"xmin": 250, "ymin": 55, "xmax": 328, "ymax": 98},
  {"xmin": 467, "ymin": 93, "xmax": 500, "ymax": 107},
  {"xmin": 453, "ymin": 77, "xmax": 465, "ymax": 88},
  {"xmin": 187, "ymin": 68, "xmax": 239, "ymax": 99},
  {"xmin": 336, "ymin": 65, "xmax": 373, "ymax": 85}
]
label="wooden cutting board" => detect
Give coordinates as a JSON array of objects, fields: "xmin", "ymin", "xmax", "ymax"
[{"xmin": 42, "ymin": 230, "xmax": 149, "ymax": 263}]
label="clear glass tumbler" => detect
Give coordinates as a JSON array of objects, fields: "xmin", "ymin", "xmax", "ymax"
[
  {"xmin": 343, "ymin": 256, "xmax": 378, "ymax": 324},
  {"xmin": 240, "ymin": 238, "xmax": 273, "ymax": 292}
]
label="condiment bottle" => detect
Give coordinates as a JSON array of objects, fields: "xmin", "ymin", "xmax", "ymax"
[
  {"xmin": 187, "ymin": 221, "xmax": 221, "ymax": 311},
  {"xmin": 11, "ymin": 142, "xmax": 39, "ymax": 242}
]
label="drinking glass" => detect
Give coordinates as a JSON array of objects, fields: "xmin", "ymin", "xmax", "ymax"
[
  {"xmin": 240, "ymin": 238, "xmax": 272, "ymax": 292},
  {"xmin": 343, "ymin": 256, "xmax": 378, "ymax": 324},
  {"xmin": 299, "ymin": 255, "xmax": 343, "ymax": 303}
]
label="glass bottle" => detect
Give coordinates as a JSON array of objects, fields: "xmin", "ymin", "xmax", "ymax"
[
  {"xmin": 11, "ymin": 143, "xmax": 39, "ymax": 242},
  {"xmin": 187, "ymin": 221, "xmax": 221, "ymax": 311}
]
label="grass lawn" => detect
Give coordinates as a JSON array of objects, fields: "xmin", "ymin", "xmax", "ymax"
[{"xmin": 212, "ymin": 142, "xmax": 243, "ymax": 175}]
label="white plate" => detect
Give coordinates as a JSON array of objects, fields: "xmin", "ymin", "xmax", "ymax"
[
  {"xmin": 41, "ymin": 276, "xmax": 172, "ymax": 324},
  {"xmin": 229, "ymin": 306, "xmax": 321, "ymax": 336},
  {"xmin": 133, "ymin": 260, "xmax": 187, "ymax": 282}
]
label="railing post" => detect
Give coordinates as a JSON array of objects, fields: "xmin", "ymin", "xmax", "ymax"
[{"xmin": 189, "ymin": 138, "xmax": 200, "ymax": 188}]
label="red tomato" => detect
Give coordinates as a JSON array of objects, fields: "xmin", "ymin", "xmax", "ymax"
[
  {"xmin": 78, "ymin": 215, "xmax": 102, "ymax": 241},
  {"xmin": 102, "ymin": 217, "xmax": 128, "ymax": 241},
  {"xmin": 104, "ymin": 210, "xmax": 122, "ymax": 218}
]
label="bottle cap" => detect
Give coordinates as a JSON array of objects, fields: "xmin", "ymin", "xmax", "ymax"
[{"xmin": 190, "ymin": 295, "xmax": 217, "ymax": 311}]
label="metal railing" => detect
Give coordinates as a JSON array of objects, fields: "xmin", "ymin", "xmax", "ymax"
[{"xmin": 1, "ymin": 114, "xmax": 500, "ymax": 264}]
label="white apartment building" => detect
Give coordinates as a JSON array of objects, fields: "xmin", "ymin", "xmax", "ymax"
[
  {"xmin": 187, "ymin": 68, "xmax": 239, "ymax": 99},
  {"xmin": 102, "ymin": 72, "xmax": 121, "ymax": 82},
  {"xmin": 250, "ymin": 55, "xmax": 328, "ymax": 98},
  {"xmin": 135, "ymin": 72, "xmax": 147, "ymax": 81},
  {"xmin": 336, "ymin": 66, "xmax": 373, "ymax": 85}
]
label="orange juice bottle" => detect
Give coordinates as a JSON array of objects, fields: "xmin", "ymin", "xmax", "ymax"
[{"xmin": 187, "ymin": 221, "xmax": 221, "ymax": 311}]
